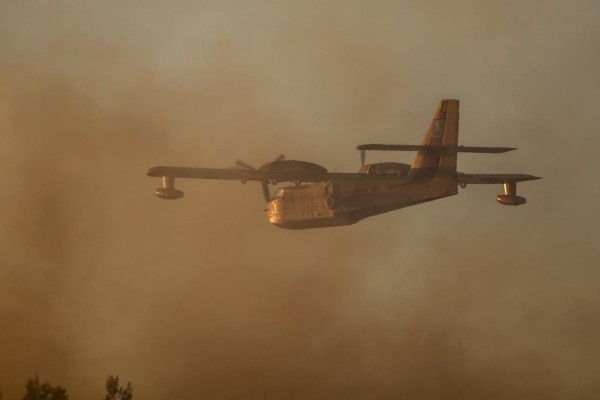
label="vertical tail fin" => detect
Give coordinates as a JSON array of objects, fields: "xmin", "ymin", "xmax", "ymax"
[{"xmin": 410, "ymin": 99, "xmax": 460, "ymax": 174}]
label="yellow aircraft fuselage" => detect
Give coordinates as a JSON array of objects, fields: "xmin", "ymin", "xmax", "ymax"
[{"xmin": 266, "ymin": 172, "xmax": 458, "ymax": 229}]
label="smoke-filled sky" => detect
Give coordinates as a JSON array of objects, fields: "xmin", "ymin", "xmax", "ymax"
[{"xmin": 1, "ymin": 0, "xmax": 599, "ymax": 398}]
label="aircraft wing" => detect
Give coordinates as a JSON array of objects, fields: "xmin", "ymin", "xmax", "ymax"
[
  {"xmin": 147, "ymin": 165, "xmax": 392, "ymax": 201},
  {"xmin": 149, "ymin": 167, "xmax": 540, "ymax": 184},
  {"xmin": 147, "ymin": 166, "xmax": 270, "ymax": 182},
  {"xmin": 458, "ymin": 173, "xmax": 541, "ymax": 184},
  {"xmin": 326, "ymin": 173, "xmax": 542, "ymax": 184},
  {"xmin": 148, "ymin": 166, "xmax": 395, "ymax": 183}
]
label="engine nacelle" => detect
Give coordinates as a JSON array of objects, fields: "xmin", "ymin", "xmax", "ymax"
[
  {"xmin": 259, "ymin": 160, "xmax": 327, "ymax": 182},
  {"xmin": 154, "ymin": 176, "xmax": 184, "ymax": 200},
  {"xmin": 496, "ymin": 182, "xmax": 525, "ymax": 206},
  {"xmin": 496, "ymin": 194, "xmax": 526, "ymax": 206},
  {"xmin": 359, "ymin": 162, "xmax": 411, "ymax": 176}
]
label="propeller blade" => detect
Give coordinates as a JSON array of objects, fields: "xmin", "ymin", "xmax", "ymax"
[
  {"xmin": 237, "ymin": 154, "xmax": 283, "ymax": 202},
  {"xmin": 235, "ymin": 159, "xmax": 256, "ymax": 171},
  {"xmin": 261, "ymin": 154, "xmax": 283, "ymax": 202},
  {"xmin": 261, "ymin": 182, "xmax": 271, "ymax": 202}
]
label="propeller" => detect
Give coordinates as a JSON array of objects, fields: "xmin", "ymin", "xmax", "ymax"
[
  {"xmin": 235, "ymin": 159, "xmax": 256, "ymax": 171},
  {"xmin": 235, "ymin": 154, "xmax": 285, "ymax": 202}
]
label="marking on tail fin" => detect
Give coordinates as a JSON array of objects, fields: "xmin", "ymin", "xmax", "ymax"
[{"xmin": 433, "ymin": 119, "xmax": 445, "ymax": 136}]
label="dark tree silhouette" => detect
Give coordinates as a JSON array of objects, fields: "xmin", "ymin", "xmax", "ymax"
[
  {"xmin": 103, "ymin": 376, "xmax": 132, "ymax": 400},
  {"xmin": 22, "ymin": 376, "xmax": 68, "ymax": 400}
]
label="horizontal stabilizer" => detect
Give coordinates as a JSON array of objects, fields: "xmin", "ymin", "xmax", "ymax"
[
  {"xmin": 458, "ymin": 173, "xmax": 541, "ymax": 184},
  {"xmin": 356, "ymin": 144, "xmax": 516, "ymax": 153}
]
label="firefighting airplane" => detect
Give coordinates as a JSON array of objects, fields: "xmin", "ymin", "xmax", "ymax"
[{"xmin": 147, "ymin": 99, "xmax": 540, "ymax": 229}]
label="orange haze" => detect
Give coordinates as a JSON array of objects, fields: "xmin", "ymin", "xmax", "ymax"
[{"xmin": 1, "ymin": 1, "xmax": 599, "ymax": 399}]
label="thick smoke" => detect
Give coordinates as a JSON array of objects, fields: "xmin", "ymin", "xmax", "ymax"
[{"xmin": 1, "ymin": 1, "xmax": 600, "ymax": 399}]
